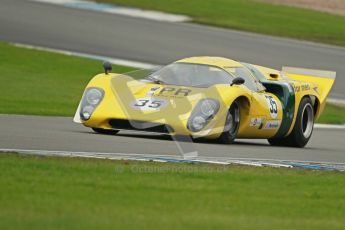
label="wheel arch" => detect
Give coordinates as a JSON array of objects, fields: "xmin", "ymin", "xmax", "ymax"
[
  {"xmin": 235, "ymin": 95, "xmax": 250, "ymax": 115},
  {"xmin": 285, "ymin": 93, "xmax": 319, "ymax": 136},
  {"xmin": 234, "ymin": 95, "xmax": 251, "ymax": 134},
  {"xmin": 299, "ymin": 94, "xmax": 320, "ymax": 118},
  {"xmin": 309, "ymin": 95, "xmax": 322, "ymax": 120}
]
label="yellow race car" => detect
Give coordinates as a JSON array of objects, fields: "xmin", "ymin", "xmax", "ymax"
[{"xmin": 74, "ymin": 57, "xmax": 335, "ymax": 147}]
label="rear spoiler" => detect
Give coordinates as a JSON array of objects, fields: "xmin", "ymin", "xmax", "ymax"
[
  {"xmin": 282, "ymin": 66, "xmax": 336, "ymax": 104},
  {"xmin": 282, "ymin": 67, "xmax": 336, "ymax": 79}
]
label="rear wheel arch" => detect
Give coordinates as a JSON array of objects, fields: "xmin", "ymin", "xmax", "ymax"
[
  {"xmin": 298, "ymin": 95, "xmax": 319, "ymax": 115},
  {"xmin": 287, "ymin": 94, "xmax": 319, "ymax": 134},
  {"xmin": 309, "ymin": 95, "xmax": 321, "ymax": 118},
  {"xmin": 268, "ymin": 96, "xmax": 314, "ymax": 147}
]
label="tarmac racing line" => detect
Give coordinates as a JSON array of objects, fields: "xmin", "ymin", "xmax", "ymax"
[{"xmin": 0, "ymin": 115, "xmax": 345, "ymax": 171}]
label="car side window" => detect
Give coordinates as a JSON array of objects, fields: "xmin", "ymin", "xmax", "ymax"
[
  {"xmin": 241, "ymin": 63, "xmax": 266, "ymax": 82},
  {"xmin": 241, "ymin": 63, "xmax": 267, "ymax": 92},
  {"xmin": 227, "ymin": 67, "xmax": 260, "ymax": 92}
]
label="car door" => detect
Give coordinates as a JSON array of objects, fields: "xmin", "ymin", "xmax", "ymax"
[
  {"xmin": 227, "ymin": 67, "xmax": 283, "ymax": 138},
  {"xmin": 240, "ymin": 63, "xmax": 284, "ymax": 123}
]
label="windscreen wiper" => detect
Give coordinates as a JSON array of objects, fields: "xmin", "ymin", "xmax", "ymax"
[{"xmin": 146, "ymin": 76, "xmax": 165, "ymax": 84}]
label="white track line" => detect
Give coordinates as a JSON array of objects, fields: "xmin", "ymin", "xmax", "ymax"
[
  {"xmin": 12, "ymin": 43, "xmax": 345, "ymax": 106},
  {"xmin": 327, "ymin": 98, "xmax": 345, "ymax": 107},
  {"xmin": 13, "ymin": 43, "xmax": 157, "ymax": 69},
  {"xmin": 1, "ymin": 148, "xmax": 344, "ymax": 167},
  {"xmin": 2, "ymin": 148, "xmax": 345, "ymax": 171},
  {"xmin": 314, "ymin": 124, "xmax": 345, "ymax": 129},
  {"xmin": 30, "ymin": 0, "xmax": 191, "ymax": 22}
]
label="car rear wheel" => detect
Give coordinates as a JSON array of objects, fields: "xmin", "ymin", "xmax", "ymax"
[
  {"xmin": 218, "ymin": 101, "xmax": 240, "ymax": 144},
  {"xmin": 268, "ymin": 97, "xmax": 314, "ymax": 148},
  {"xmin": 92, "ymin": 128, "xmax": 119, "ymax": 135}
]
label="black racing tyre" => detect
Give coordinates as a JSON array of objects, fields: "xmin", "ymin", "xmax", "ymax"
[
  {"xmin": 92, "ymin": 128, "xmax": 119, "ymax": 135},
  {"xmin": 268, "ymin": 97, "xmax": 314, "ymax": 148},
  {"xmin": 218, "ymin": 101, "xmax": 240, "ymax": 144}
]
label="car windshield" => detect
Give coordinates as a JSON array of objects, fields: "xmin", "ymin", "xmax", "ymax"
[{"xmin": 147, "ymin": 63, "xmax": 233, "ymax": 87}]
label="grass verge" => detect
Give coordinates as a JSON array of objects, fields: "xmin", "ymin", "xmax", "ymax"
[
  {"xmin": 0, "ymin": 153, "xmax": 344, "ymax": 229},
  {"xmin": 97, "ymin": 0, "xmax": 345, "ymax": 46},
  {"xmin": 0, "ymin": 42, "xmax": 134, "ymax": 116},
  {"xmin": 0, "ymin": 41, "xmax": 344, "ymax": 123},
  {"xmin": 317, "ymin": 103, "xmax": 345, "ymax": 124}
]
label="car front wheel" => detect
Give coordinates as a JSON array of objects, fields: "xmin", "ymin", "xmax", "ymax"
[{"xmin": 218, "ymin": 101, "xmax": 240, "ymax": 144}]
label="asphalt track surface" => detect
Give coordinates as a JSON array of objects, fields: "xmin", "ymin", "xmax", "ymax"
[
  {"xmin": 1, "ymin": 115, "xmax": 345, "ymax": 164},
  {"xmin": 0, "ymin": 0, "xmax": 344, "ymax": 163},
  {"xmin": 1, "ymin": 0, "xmax": 345, "ymax": 100}
]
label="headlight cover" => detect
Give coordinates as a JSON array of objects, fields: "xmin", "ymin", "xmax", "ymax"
[
  {"xmin": 187, "ymin": 99, "xmax": 220, "ymax": 132},
  {"xmin": 86, "ymin": 88, "xmax": 104, "ymax": 105},
  {"xmin": 80, "ymin": 87, "xmax": 104, "ymax": 121},
  {"xmin": 200, "ymin": 99, "xmax": 219, "ymax": 117}
]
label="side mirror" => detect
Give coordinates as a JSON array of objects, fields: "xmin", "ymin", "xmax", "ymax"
[
  {"xmin": 103, "ymin": 61, "xmax": 112, "ymax": 75},
  {"xmin": 269, "ymin": 73, "xmax": 279, "ymax": 79},
  {"xmin": 231, "ymin": 77, "xmax": 245, "ymax": 86}
]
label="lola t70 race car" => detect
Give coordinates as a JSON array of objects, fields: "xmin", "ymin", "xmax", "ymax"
[{"xmin": 74, "ymin": 57, "xmax": 335, "ymax": 147}]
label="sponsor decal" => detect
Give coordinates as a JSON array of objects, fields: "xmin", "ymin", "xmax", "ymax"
[
  {"xmin": 264, "ymin": 120, "xmax": 281, "ymax": 129},
  {"xmin": 293, "ymin": 85, "xmax": 300, "ymax": 92},
  {"xmin": 158, "ymin": 87, "xmax": 192, "ymax": 97},
  {"xmin": 264, "ymin": 95, "xmax": 278, "ymax": 119},
  {"xmin": 259, "ymin": 123, "xmax": 264, "ymax": 129},
  {"xmin": 301, "ymin": 84, "xmax": 310, "ymax": 91},
  {"xmin": 313, "ymin": 86, "xmax": 319, "ymax": 95},
  {"xmin": 293, "ymin": 83, "xmax": 310, "ymax": 93},
  {"xmin": 250, "ymin": 117, "xmax": 263, "ymax": 127},
  {"xmin": 147, "ymin": 86, "xmax": 160, "ymax": 96},
  {"xmin": 130, "ymin": 98, "xmax": 167, "ymax": 110}
]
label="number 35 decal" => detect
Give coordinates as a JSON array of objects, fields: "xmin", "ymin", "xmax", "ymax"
[
  {"xmin": 264, "ymin": 95, "xmax": 278, "ymax": 118},
  {"xmin": 131, "ymin": 98, "xmax": 167, "ymax": 110}
]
